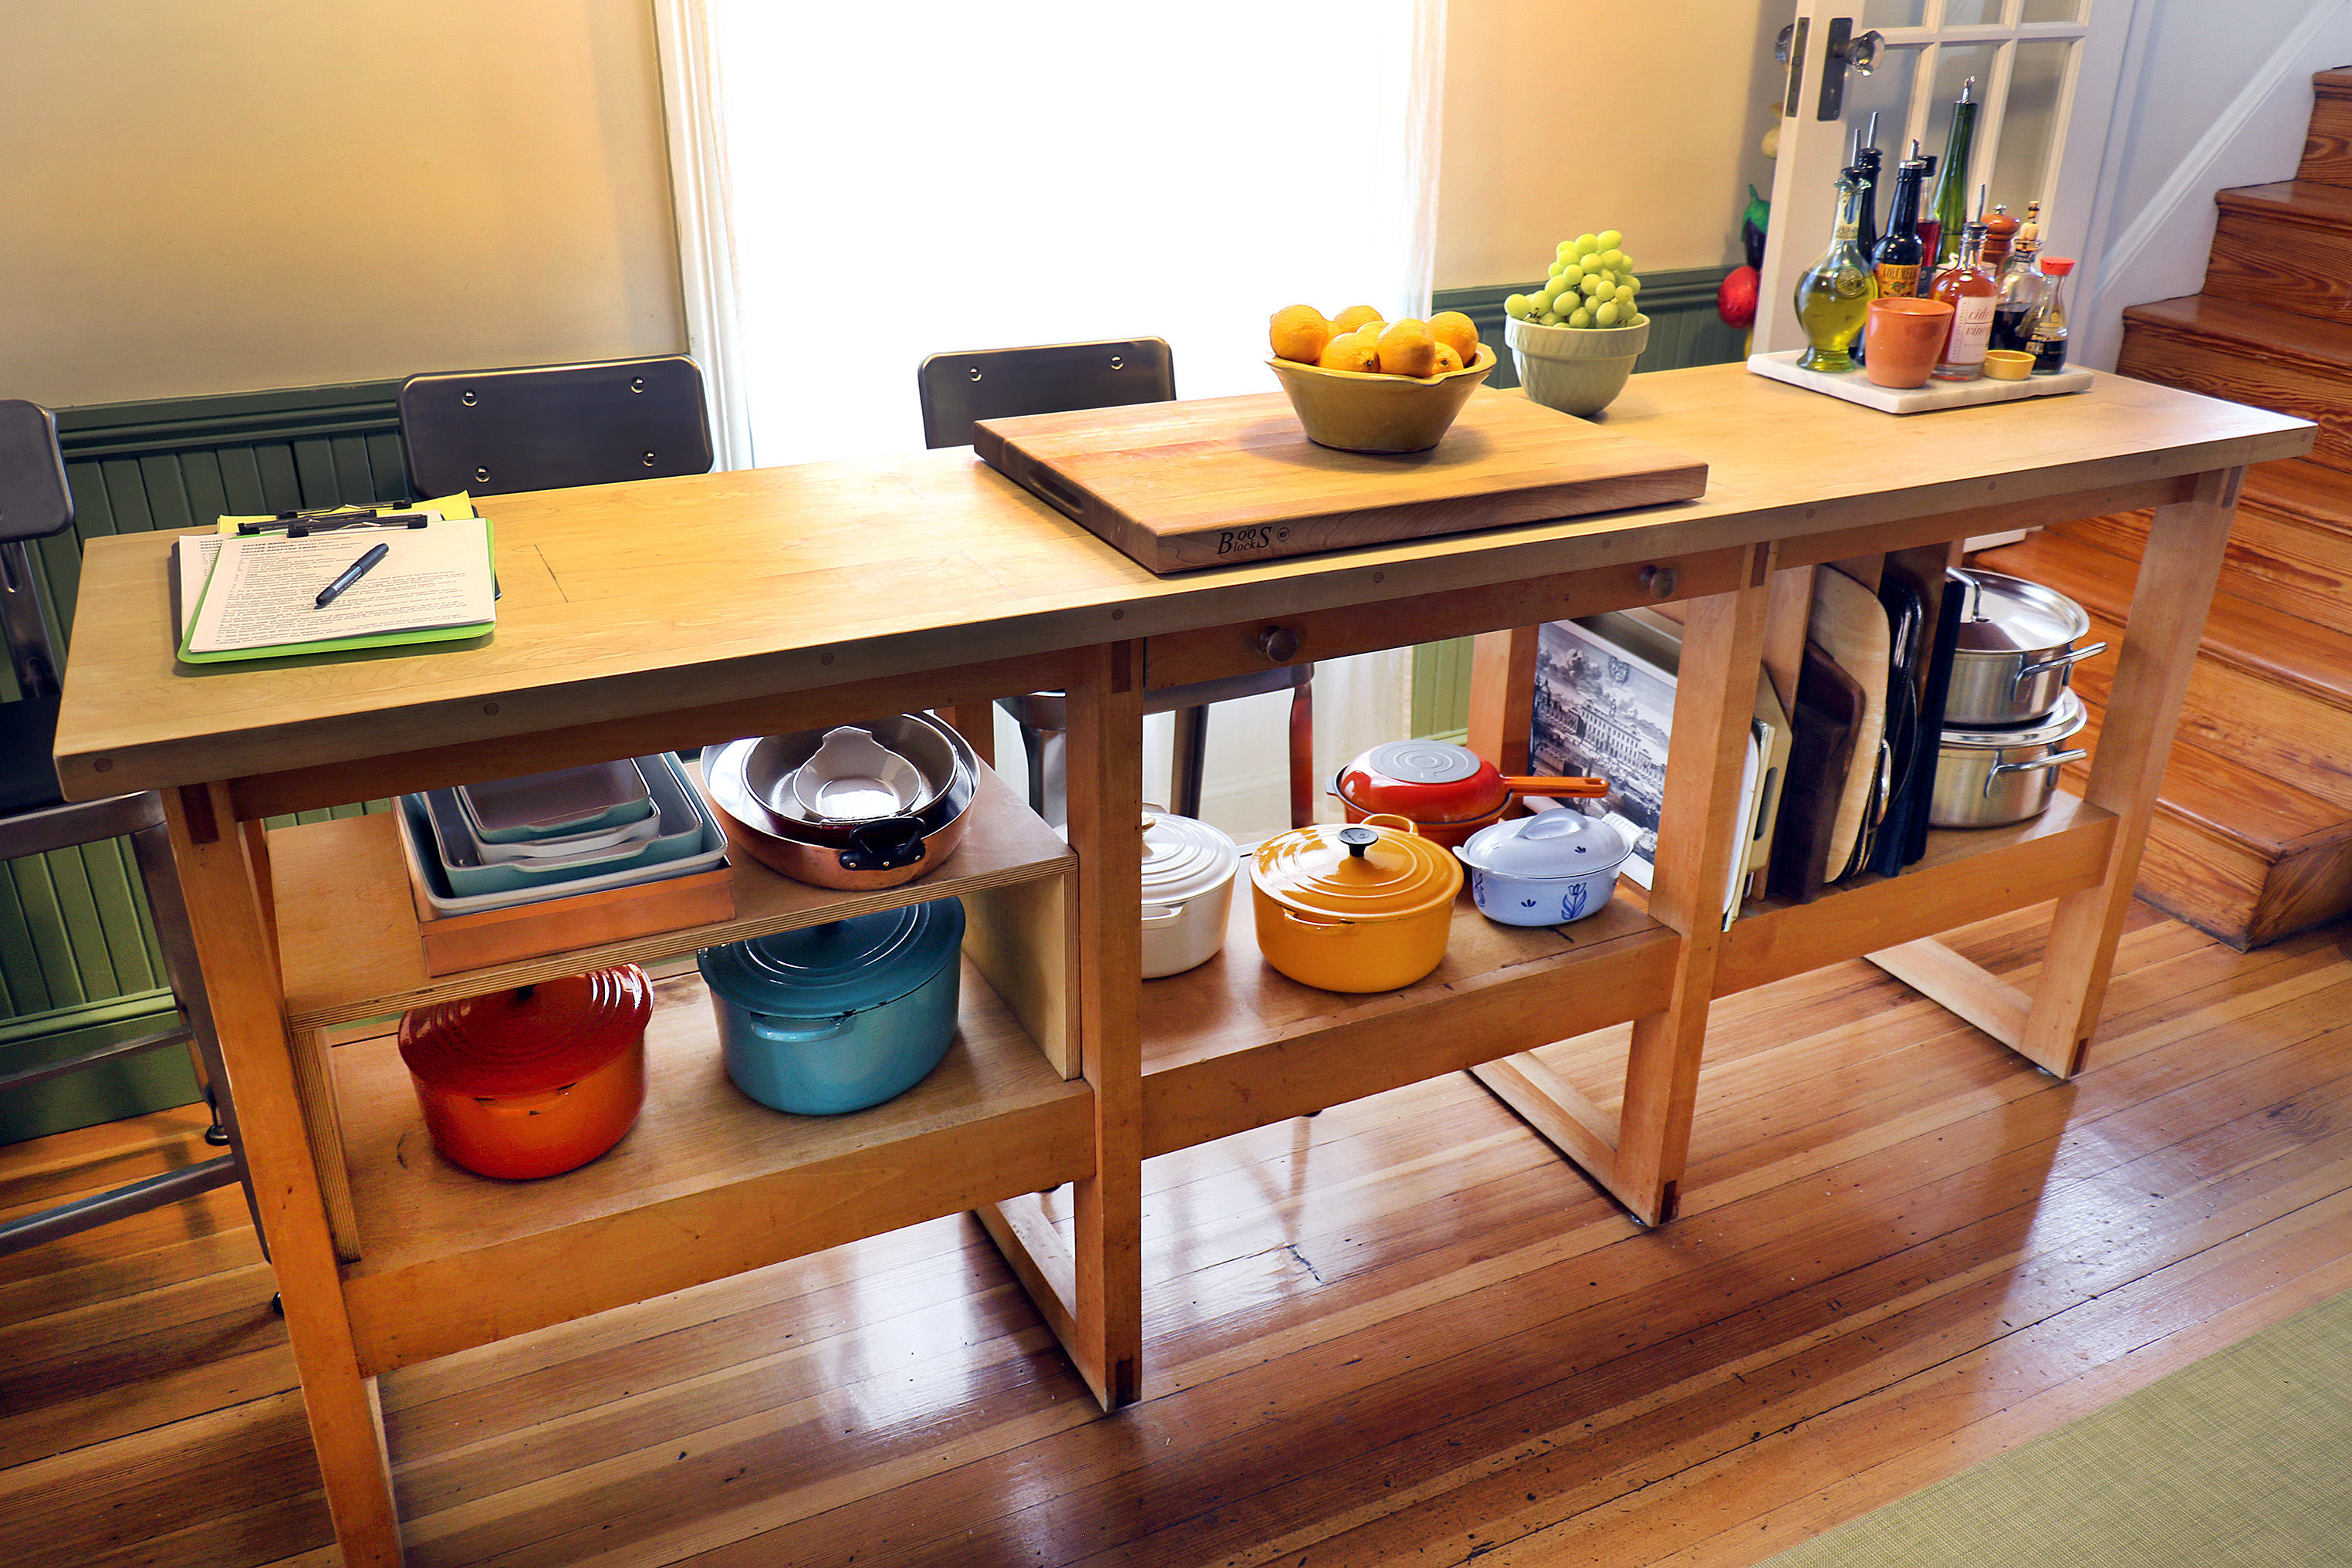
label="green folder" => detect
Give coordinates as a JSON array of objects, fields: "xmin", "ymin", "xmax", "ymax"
[{"xmin": 174, "ymin": 517, "xmax": 497, "ymax": 664}]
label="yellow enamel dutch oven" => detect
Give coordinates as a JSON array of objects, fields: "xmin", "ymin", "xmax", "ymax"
[{"xmin": 1252, "ymin": 813, "xmax": 1462, "ymax": 992}]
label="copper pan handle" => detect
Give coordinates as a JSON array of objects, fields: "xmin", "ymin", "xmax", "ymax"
[{"xmin": 1503, "ymin": 776, "xmax": 1610, "ymax": 798}]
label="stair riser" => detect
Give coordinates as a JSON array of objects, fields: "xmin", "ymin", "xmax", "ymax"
[
  {"xmin": 2062, "ymin": 708, "xmax": 2352, "ymax": 950},
  {"xmin": 2066, "ymin": 605, "xmax": 2352, "ymax": 813},
  {"xmin": 2205, "ymin": 210, "xmax": 2352, "ymax": 324},
  {"xmin": 2300, "ymin": 90, "xmax": 2352, "ymax": 188},
  {"xmin": 2116, "ymin": 322, "xmax": 2352, "ymax": 474},
  {"xmin": 2242, "ymin": 458, "xmax": 2352, "ymax": 536},
  {"xmin": 2050, "ymin": 508, "xmax": 2352, "ymax": 638}
]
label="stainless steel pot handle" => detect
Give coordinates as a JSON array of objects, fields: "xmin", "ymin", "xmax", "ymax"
[
  {"xmin": 2010, "ymin": 642, "xmax": 2108, "ymax": 699},
  {"xmin": 1982, "ymin": 748, "xmax": 2090, "ymax": 797}
]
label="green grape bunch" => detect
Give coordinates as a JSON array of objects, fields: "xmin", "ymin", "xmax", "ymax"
[{"xmin": 1504, "ymin": 229, "xmax": 1651, "ymax": 331}]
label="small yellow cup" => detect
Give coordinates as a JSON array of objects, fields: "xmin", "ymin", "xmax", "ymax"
[{"xmin": 1982, "ymin": 350, "xmax": 2035, "ymax": 382}]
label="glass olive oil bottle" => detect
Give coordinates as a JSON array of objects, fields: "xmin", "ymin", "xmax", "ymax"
[{"xmin": 1796, "ymin": 172, "xmax": 1880, "ymax": 373}]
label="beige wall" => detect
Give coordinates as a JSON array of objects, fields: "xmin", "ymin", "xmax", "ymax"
[
  {"xmin": 1438, "ymin": 0, "xmax": 1786, "ymax": 289},
  {"xmin": 0, "ymin": 0, "xmax": 684, "ymax": 410}
]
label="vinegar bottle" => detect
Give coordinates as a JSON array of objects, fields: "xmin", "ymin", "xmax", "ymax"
[
  {"xmin": 2025, "ymin": 256, "xmax": 2074, "ymax": 373},
  {"xmin": 1931, "ymin": 189, "xmax": 1997, "ymax": 380}
]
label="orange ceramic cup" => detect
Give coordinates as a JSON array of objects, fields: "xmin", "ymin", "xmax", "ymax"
[{"xmin": 1864, "ymin": 298, "xmax": 1956, "ymax": 389}]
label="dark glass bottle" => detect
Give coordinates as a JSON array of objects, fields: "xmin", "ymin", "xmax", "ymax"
[
  {"xmin": 1989, "ymin": 211, "xmax": 2046, "ymax": 355},
  {"xmin": 1847, "ymin": 128, "xmax": 1883, "ymax": 263},
  {"xmin": 1870, "ymin": 144, "xmax": 1930, "ymax": 306}
]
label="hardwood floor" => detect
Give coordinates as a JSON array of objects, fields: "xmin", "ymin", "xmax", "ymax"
[{"xmin": 4, "ymin": 899, "xmax": 2348, "ymax": 1567}]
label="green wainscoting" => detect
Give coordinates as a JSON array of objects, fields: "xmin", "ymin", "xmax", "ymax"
[
  {"xmin": 1, "ymin": 383, "xmax": 410, "ymax": 1143},
  {"xmin": 1408, "ymin": 269, "xmax": 1743, "ymax": 745}
]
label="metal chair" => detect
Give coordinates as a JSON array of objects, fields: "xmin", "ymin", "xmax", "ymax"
[
  {"xmin": 0, "ymin": 400, "xmax": 259, "ymax": 1256},
  {"xmin": 397, "ymin": 356, "xmax": 713, "ymax": 498},
  {"xmin": 917, "ymin": 340, "xmax": 1315, "ymax": 827}
]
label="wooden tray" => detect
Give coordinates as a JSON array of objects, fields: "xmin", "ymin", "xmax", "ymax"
[
  {"xmin": 1745, "ymin": 350, "xmax": 2094, "ymax": 414},
  {"xmin": 972, "ymin": 388, "xmax": 1708, "ymax": 573}
]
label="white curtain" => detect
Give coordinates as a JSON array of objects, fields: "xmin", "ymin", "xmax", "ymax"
[{"xmin": 674, "ymin": 0, "xmax": 1448, "ymax": 839}]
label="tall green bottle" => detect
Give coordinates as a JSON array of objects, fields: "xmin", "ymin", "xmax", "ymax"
[
  {"xmin": 1794, "ymin": 172, "xmax": 1878, "ymax": 373},
  {"xmin": 1928, "ymin": 76, "xmax": 1979, "ymax": 269}
]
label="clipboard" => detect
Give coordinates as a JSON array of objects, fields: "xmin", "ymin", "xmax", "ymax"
[{"xmin": 174, "ymin": 514, "xmax": 497, "ymax": 664}]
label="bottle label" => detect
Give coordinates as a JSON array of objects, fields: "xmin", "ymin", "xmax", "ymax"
[
  {"xmin": 1874, "ymin": 262, "xmax": 1921, "ymax": 300},
  {"xmin": 1944, "ymin": 295, "xmax": 1995, "ymax": 365}
]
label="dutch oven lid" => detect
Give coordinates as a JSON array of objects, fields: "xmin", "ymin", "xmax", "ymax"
[
  {"xmin": 1942, "ymin": 688, "xmax": 2089, "ymax": 749},
  {"xmin": 697, "ymin": 897, "xmax": 965, "ymax": 1017},
  {"xmin": 1140, "ymin": 810, "xmax": 1239, "ymax": 906},
  {"xmin": 1456, "ymin": 809, "xmax": 1630, "ymax": 878},
  {"xmin": 1950, "ymin": 569, "xmax": 2091, "ymax": 655},
  {"xmin": 1252, "ymin": 819, "xmax": 1462, "ymax": 921},
  {"xmin": 398, "ymin": 965, "xmax": 653, "ymax": 1097},
  {"xmin": 1354, "ymin": 739, "xmax": 1482, "ymax": 786}
]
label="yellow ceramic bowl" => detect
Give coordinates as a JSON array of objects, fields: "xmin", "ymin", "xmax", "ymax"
[
  {"xmin": 1982, "ymin": 350, "xmax": 2036, "ymax": 382},
  {"xmin": 1266, "ymin": 345, "xmax": 1497, "ymax": 454}
]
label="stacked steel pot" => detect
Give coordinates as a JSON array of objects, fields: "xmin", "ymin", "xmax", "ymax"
[{"xmin": 1930, "ymin": 569, "xmax": 2104, "ymax": 829}]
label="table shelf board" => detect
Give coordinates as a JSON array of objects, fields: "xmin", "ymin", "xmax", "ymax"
[
  {"xmin": 1716, "ymin": 792, "xmax": 2116, "ymax": 998},
  {"xmin": 272, "ymin": 762, "xmax": 1072, "ymax": 1029},
  {"xmin": 1139, "ymin": 889, "xmax": 1677, "ymax": 1159},
  {"xmin": 333, "ymin": 959, "xmax": 1090, "ymax": 1374}
]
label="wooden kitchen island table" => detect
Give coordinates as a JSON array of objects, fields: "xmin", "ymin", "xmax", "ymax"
[{"xmin": 54, "ymin": 364, "xmax": 2309, "ymax": 1563}]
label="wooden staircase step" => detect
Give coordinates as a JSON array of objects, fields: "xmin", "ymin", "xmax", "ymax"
[
  {"xmin": 2205, "ymin": 182, "xmax": 2352, "ymax": 324},
  {"xmin": 2242, "ymin": 456, "xmax": 2352, "ymax": 533},
  {"xmin": 1981, "ymin": 530, "xmax": 2352, "ymax": 725},
  {"xmin": 2050, "ymin": 493, "xmax": 2352, "ymax": 640},
  {"xmin": 2061, "ymin": 714, "xmax": 2352, "ymax": 949},
  {"xmin": 2117, "ymin": 295, "xmax": 2352, "ymax": 473},
  {"xmin": 2297, "ymin": 70, "xmax": 2352, "ymax": 189}
]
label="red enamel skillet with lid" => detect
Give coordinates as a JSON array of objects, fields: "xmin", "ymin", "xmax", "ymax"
[{"xmin": 1334, "ymin": 740, "xmax": 1608, "ymax": 849}]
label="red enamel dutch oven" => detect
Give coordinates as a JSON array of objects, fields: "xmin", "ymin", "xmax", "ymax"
[
  {"xmin": 398, "ymin": 966, "xmax": 654, "ymax": 1180},
  {"xmin": 1335, "ymin": 740, "xmax": 1608, "ymax": 849}
]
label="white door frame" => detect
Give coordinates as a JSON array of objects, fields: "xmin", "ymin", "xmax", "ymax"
[{"xmin": 1755, "ymin": 1, "xmax": 2138, "ymax": 357}]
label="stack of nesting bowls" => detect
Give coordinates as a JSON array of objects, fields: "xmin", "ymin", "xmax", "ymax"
[
  {"xmin": 1930, "ymin": 569, "xmax": 2104, "ymax": 829},
  {"xmin": 698, "ymin": 897, "xmax": 965, "ymax": 1114},
  {"xmin": 1250, "ymin": 816, "xmax": 1462, "ymax": 992},
  {"xmin": 701, "ymin": 715, "xmax": 978, "ymax": 890},
  {"xmin": 400, "ymin": 753, "xmax": 728, "ymax": 915},
  {"xmin": 1139, "ymin": 809, "xmax": 1240, "ymax": 978}
]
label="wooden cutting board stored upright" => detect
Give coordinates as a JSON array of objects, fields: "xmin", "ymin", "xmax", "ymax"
[{"xmin": 972, "ymin": 388, "xmax": 1708, "ymax": 573}]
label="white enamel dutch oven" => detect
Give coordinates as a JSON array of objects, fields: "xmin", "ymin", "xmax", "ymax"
[
  {"xmin": 1139, "ymin": 809, "xmax": 1240, "ymax": 978},
  {"xmin": 1455, "ymin": 809, "xmax": 1629, "ymax": 926}
]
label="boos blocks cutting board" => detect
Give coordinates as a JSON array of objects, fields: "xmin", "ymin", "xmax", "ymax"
[{"xmin": 970, "ymin": 388, "xmax": 1708, "ymax": 573}]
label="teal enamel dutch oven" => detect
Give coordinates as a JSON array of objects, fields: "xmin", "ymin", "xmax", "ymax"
[{"xmin": 698, "ymin": 897, "xmax": 965, "ymax": 1114}]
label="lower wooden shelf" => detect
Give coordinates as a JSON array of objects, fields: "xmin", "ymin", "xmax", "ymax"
[
  {"xmin": 1139, "ymin": 887, "xmax": 1678, "ymax": 1159},
  {"xmin": 331, "ymin": 959, "xmax": 1091, "ymax": 1375},
  {"xmin": 1716, "ymin": 791, "xmax": 2117, "ymax": 996}
]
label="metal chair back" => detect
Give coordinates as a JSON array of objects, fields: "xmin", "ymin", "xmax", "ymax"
[
  {"xmin": 917, "ymin": 339, "xmax": 1174, "ymax": 450},
  {"xmin": 0, "ymin": 401, "xmax": 73, "ymax": 701},
  {"xmin": 398, "ymin": 357, "xmax": 714, "ymax": 498}
]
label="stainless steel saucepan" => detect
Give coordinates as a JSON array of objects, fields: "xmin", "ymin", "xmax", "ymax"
[
  {"xmin": 1942, "ymin": 569, "xmax": 2107, "ymax": 728},
  {"xmin": 1929, "ymin": 691, "xmax": 2090, "ymax": 829}
]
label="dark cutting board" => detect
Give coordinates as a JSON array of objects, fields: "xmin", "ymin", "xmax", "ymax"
[{"xmin": 971, "ymin": 387, "xmax": 1709, "ymax": 573}]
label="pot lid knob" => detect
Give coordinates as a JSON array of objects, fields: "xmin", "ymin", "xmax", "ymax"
[{"xmin": 1337, "ymin": 826, "xmax": 1378, "ymax": 858}]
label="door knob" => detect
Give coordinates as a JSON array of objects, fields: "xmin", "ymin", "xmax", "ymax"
[{"xmin": 1259, "ymin": 626, "xmax": 1301, "ymax": 663}]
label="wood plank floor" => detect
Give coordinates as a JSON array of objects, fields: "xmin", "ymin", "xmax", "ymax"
[{"xmin": 3, "ymin": 900, "xmax": 2348, "ymax": 1567}]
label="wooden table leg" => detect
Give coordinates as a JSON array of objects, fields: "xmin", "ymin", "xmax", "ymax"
[
  {"xmin": 1611, "ymin": 546, "xmax": 1774, "ymax": 1225},
  {"xmin": 1062, "ymin": 641, "xmax": 1144, "ymax": 1408},
  {"xmin": 164, "ymin": 782, "xmax": 403, "ymax": 1564},
  {"xmin": 1467, "ymin": 551, "xmax": 1774, "ymax": 1225},
  {"xmin": 2020, "ymin": 465, "xmax": 2246, "ymax": 1076}
]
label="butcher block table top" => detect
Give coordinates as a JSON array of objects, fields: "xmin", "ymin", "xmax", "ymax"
[
  {"xmin": 970, "ymin": 388, "xmax": 1709, "ymax": 572},
  {"xmin": 55, "ymin": 364, "xmax": 2313, "ymax": 803}
]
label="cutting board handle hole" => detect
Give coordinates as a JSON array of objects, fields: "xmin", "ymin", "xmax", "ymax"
[{"xmin": 1027, "ymin": 468, "xmax": 1085, "ymax": 520}]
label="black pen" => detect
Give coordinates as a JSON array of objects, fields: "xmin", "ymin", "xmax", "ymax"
[{"xmin": 315, "ymin": 542, "xmax": 390, "ymax": 608}]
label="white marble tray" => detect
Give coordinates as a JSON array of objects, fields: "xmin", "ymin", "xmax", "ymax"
[{"xmin": 1745, "ymin": 349, "xmax": 2093, "ymax": 414}]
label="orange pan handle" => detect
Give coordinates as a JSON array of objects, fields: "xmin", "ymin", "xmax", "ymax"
[{"xmin": 1503, "ymin": 776, "xmax": 1610, "ymax": 798}]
